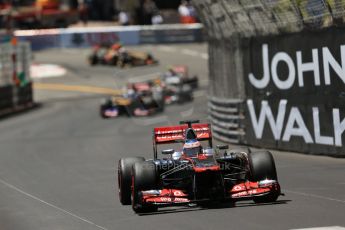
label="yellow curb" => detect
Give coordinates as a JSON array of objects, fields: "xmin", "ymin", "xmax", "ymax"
[{"xmin": 33, "ymin": 83, "xmax": 123, "ymax": 96}]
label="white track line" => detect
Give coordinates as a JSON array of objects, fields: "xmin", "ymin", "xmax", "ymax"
[
  {"xmin": 181, "ymin": 49, "xmax": 199, "ymax": 57},
  {"xmin": 158, "ymin": 46, "xmax": 178, "ymax": 53},
  {"xmin": 0, "ymin": 178, "xmax": 108, "ymax": 230},
  {"xmin": 285, "ymin": 189, "xmax": 345, "ymax": 204},
  {"xmin": 31, "ymin": 64, "xmax": 67, "ymax": 79},
  {"xmin": 158, "ymin": 46, "xmax": 208, "ymax": 60},
  {"xmin": 291, "ymin": 226, "xmax": 345, "ymax": 230}
]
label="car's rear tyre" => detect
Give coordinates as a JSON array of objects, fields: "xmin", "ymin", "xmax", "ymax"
[
  {"xmin": 111, "ymin": 56, "xmax": 118, "ymax": 66},
  {"xmin": 118, "ymin": 157, "xmax": 145, "ymax": 205},
  {"xmin": 89, "ymin": 55, "xmax": 98, "ymax": 66},
  {"xmin": 99, "ymin": 105, "xmax": 108, "ymax": 119},
  {"xmin": 132, "ymin": 161, "xmax": 158, "ymax": 213},
  {"xmin": 190, "ymin": 77, "xmax": 199, "ymax": 89},
  {"xmin": 248, "ymin": 151, "xmax": 279, "ymax": 203}
]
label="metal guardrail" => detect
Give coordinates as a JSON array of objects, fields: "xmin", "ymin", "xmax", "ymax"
[
  {"xmin": 0, "ymin": 41, "xmax": 33, "ymax": 117},
  {"xmin": 14, "ymin": 23, "xmax": 204, "ymax": 50},
  {"xmin": 0, "ymin": 84, "xmax": 34, "ymax": 118},
  {"xmin": 208, "ymin": 97, "xmax": 245, "ymax": 144},
  {"xmin": 0, "ymin": 86, "xmax": 13, "ymax": 111}
]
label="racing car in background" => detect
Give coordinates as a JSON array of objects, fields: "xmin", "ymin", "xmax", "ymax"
[
  {"xmin": 100, "ymin": 81, "xmax": 164, "ymax": 118},
  {"xmin": 161, "ymin": 65, "xmax": 196, "ymax": 104},
  {"xmin": 118, "ymin": 120, "xmax": 282, "ymax": 213},
  {"xmin": 88, "ymin": 43, "xmax": 158, "ymax": 68},
  {"xmin": 163, "ymin": 65, "xmax": 199, "ymax": 89}
]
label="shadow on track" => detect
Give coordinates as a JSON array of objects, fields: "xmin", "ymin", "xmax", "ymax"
[
  {"xmin": 138, "ymin": 199, "xmax": 291, "ymax": 216},
  {"xmin": 230, "ymin": 200, "xmax": 290, "ymax": 209},
  {"xmin": 0, "ymin": 103, "xmax": 42, "ymax": 121}
]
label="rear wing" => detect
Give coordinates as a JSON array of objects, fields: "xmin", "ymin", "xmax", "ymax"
[
  {"xmin": 128, "ymin": 82, "xmax": 151, "ymax": 92},
  {"xmin": 152, "ymin": 123, "xmax": 212, "ymax": 159},
  {"xmin": 172, "ymin": 65, "xmax": 188, "ymax": 77}
]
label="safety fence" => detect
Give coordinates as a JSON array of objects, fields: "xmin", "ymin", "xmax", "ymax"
[
  {"xmin": 14, "ymin": 24, "xmax": 204, "ymax": 50},
  {"xmin": 0, "ymin": 41, "xmax": 33, "ymax": 117}
]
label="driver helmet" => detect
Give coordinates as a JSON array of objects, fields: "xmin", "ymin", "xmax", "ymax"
[
  {"xmin": 183, "ymin": 139, "xmax": 201, "ymax": 157},
  {"xmin": 111, "ymin": 43, "xmax": 122, "ymax": 50}
]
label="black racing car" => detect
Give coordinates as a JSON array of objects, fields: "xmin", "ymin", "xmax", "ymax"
[
  {"xmin": 88, "ymin": 43, "xmax": 158, "ymax": 68},
  {"xmin": 100, "ymin": 82, "xmax": 164, "ymax": 118}
]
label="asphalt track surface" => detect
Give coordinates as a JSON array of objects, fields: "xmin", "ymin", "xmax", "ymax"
[{"xmin": 0, "ymin": 44, "xmax": 345, "ymax": 230}]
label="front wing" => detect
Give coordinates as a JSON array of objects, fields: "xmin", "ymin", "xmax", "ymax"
[{"xmin": 140, "ymin": 180, "xmax": 280, "ymax": 206}]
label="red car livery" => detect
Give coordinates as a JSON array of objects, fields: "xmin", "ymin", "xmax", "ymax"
[{"xmin": 118, "ymin": 120, "xmax": 282, "ymax": 213}]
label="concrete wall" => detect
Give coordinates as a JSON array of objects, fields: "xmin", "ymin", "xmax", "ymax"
[{"xmin": 194, "ymin": 0, "xmax": 345, "ymax": 156}]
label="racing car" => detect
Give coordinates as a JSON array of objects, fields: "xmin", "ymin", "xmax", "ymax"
[
  {"xmin": 162, "ymin": 65, "xmax": 199, "ymax": 90},
  {"xmin": 100, "ymin": 82, "xmax": 164, "ymax": 118},
  {"xmin": 88, "ymin": 43, "xmax": 158, "ymax": 68},
  {"xmin": 128, "ymin": 77, "xmax": 193, "ymax": 105},
  {"xmin": 118, "ymin": 120, "xmax": 282, "ymax": 213},
  {"xmin": 163, "ymin": 82, "xmax": 193, "ymax": 105}
]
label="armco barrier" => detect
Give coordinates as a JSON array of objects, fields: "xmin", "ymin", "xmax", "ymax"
[
  {"xmin": 15, "ymin": 24, "xmax": 204, "ymax": 50},
  {"xmin": 208, "ymin": 97, "xmax": 245, "ymax": 144},
  {"xmin": 0, "ymin": 85, "xmax": 33, "ymax": 117},
  {"xmin": 17, "ymin": 82, "xmax": 33, "ymax": 106},
  {"xmin": 139, "ymin": 24, "xmax": 204, "ymax": 44},
  {"xmin": 0, "ymin": 41, "xmax": 33, "ymax": 117},
  {"xmin": 0, "ymin": 86, "xmax": 13, "ymax": 111}
]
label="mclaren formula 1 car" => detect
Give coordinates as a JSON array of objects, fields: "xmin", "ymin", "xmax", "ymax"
[
  {"xmin": 118, "ymin": 120, "xmax": 282, "ymax": 213},
  {"xmin": 100, "ymin": 82, "xmax": 164, "ymax": 118},
  {"xmin": 88, "ymin": 43, "xmax": 158, "ymax": 68}
]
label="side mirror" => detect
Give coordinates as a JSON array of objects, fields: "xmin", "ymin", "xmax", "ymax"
[
  {"xmin": 162, "ymin": 149, "xmax": 174, "ymax": 155},
  {"xmin": 216, "ymin": 145, "xmax": 229, "ymax": 150}
]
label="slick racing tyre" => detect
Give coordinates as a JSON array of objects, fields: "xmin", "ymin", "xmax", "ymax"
[
  {"xmin": 99, "ymin": 105, "xmax": 108, "ymax": 119},
  {"xmin": 118, "ymin": 157, "xmax": 145, "ymax": 205},
  {"xmin": 248, "ymin": 151, "xmax": 279, "ymax": 203},
  {"xmin": 110, "ymin": 56, "xmax": 118, "ymax": 66},
  {"xmin": 89, "ymin": 55, "xmax": 98, "ymax": 66},
  {"xmin": 131, "ymin": 161, "xmax": 158, "ymax": 213}
]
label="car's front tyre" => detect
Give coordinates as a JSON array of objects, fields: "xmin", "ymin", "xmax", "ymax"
[
  {"xmin": 248, "ymin": 151, "xmax": 280, "ymax": 203},
  {"xmin": 131, "ymin": 161, "xmax": 158, "ymax": 213},
  {"xmin": 118, "ymin": 157, "xmax": 145, "ymax": 205}
]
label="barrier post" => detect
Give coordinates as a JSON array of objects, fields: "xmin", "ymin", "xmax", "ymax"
[{"xmin": 10, "ymin": 36, "xmax": 19, "ymax": 109}]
